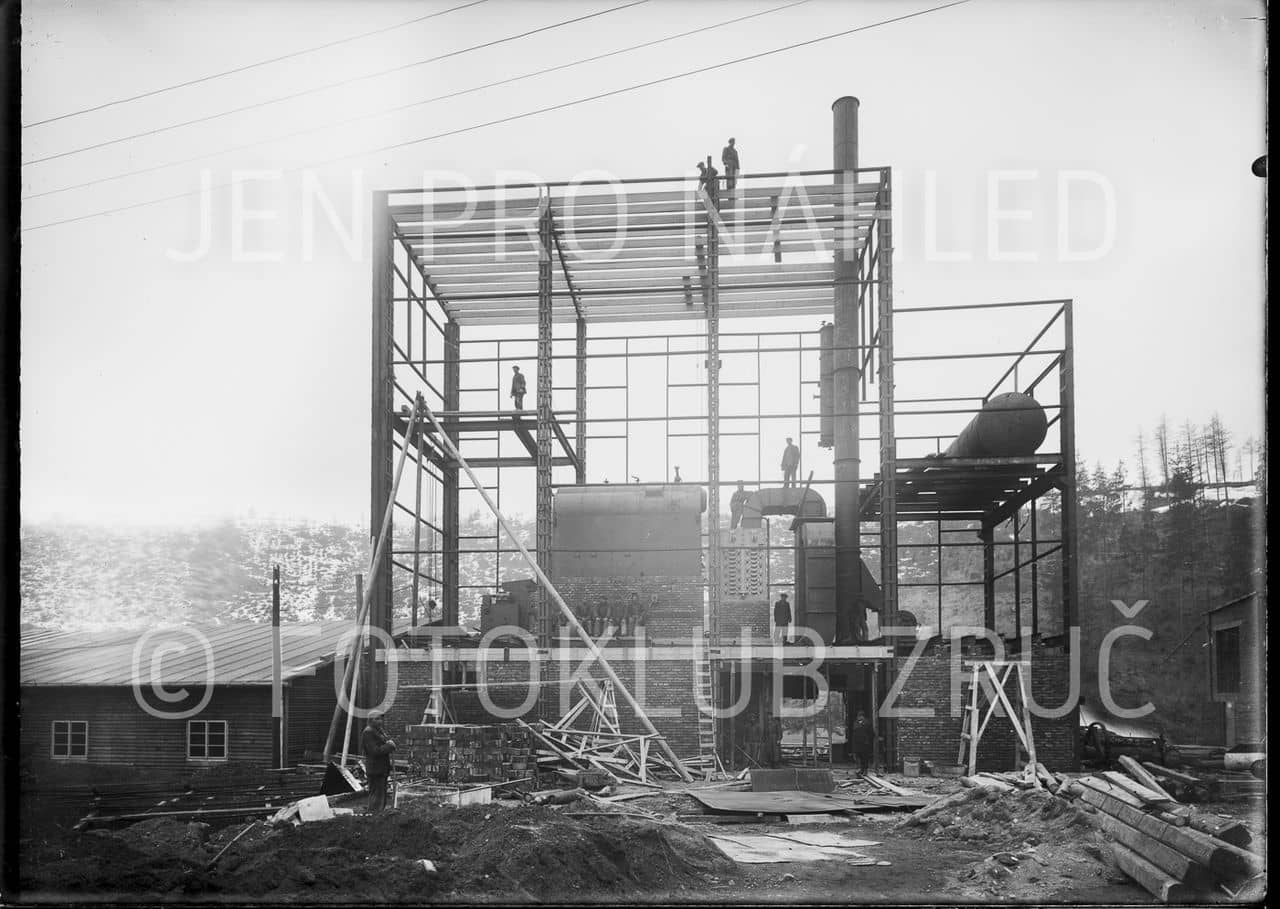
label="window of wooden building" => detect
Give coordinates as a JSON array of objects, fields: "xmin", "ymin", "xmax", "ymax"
[
  {"xmin": 51, "ymin": 720, "xmax": 88, "ymax": 759},
  {"xmin": 188, "ymin": 720, "xmax": 229, "ymax": 760}
]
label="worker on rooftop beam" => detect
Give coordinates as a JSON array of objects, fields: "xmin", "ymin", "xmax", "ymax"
[
  {"xmin": 721, "ymin": 137, "xmax": 739, "ymax": 193},
  {"xmin": 509, "ymin": 365, "xmax": 526, "ymax": 411}
]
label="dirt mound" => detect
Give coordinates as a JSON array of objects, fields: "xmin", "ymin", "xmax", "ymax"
[
  {"xmin": 911, "ymin": 786, "xmax": 1100, "ymax": 849},
  {"xmin": 21, "ymin": 800, "xmax": 734, "ymax": 902}
]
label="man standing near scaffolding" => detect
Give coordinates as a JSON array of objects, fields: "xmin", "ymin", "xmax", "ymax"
[
  {"xmin": 772, "ymin": 592, "xmax": 791, "ymax": 644},
  {"xmin": 361, "ymin": 713, "xmax": 397, "ymax": 813},
  {"xmin": 781, "ymin": 437, "xmax": 801, "ymax": 488},
  {"xmin": 510, "ymin": 365, "xmax": 527, "ymax": 410},
  {"xmin": 729, "ymin": 480, "xmax": 750, "ymax": 529}
]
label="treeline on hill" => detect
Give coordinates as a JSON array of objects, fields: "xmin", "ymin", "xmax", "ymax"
[{"xmin": 19, "ymin": 418, "xmax": 1263, "ymax": 745}]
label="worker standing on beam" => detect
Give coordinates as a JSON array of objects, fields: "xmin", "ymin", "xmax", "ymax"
[
  {"xmin": 704, "ymin": 156, "xmax": 720, "ymax": 205},
  {"xmin": 781, "ymin": 437, "xmax": 801, "ymax": 488},
  {"xmin": 721, "ymin": 137, "xmax": 739, "ymax": 193},
  {"xmin": 772, "ymin": 592, "xmax": 792, "ymax": 645},
  {"xmin": 510, "ymin": 365, "xmax": 527, "ymax": 410}
]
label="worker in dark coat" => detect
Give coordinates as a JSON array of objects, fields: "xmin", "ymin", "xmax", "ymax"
[
  {"xmin": 729, "ymin": 481, "xmax": 750, "ymax": 530},
  {"xmin": 721, "ymin": 138, "xmax": 740, "ymax": 192},
  {"xmin": 772, "ymin": 592, "xmax": 791, "ymax": 644},
  {"xmin": 781, "ymin": 437, "xmax": 800, "ymax": 488},
  {"xmin": 607, "ymin": 596, "xmax": 627, "ymax": 638},
  {"xmin": 510, "ymin": 365, "xmax": 527, "ymax": 410},
  {"xmin": 361, "ymin": 714, "xmax": 397, "ymax": 812},
  {"xmin": 849, "ymin": 711, "xmax": 875, "ymax": 775}
]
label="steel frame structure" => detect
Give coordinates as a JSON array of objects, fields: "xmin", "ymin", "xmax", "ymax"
[{"xmin": 369, "ymin": 168, "xmax": 1078, "ymax": 754}]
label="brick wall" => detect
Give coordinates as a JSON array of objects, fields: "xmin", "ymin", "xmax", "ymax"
[
  {"xmin": 891, "ymin": 647, "xmax": 1079, "ymax": 771},
  {"xmin": 720, "ymin": 597, "xmax": 772, "ymax": 644},
  {"xmin": 552, "ymin": 575, "xmax": 703, "ymax": 644}
]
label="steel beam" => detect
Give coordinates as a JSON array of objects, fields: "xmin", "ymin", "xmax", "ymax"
[
  {"xmin": 443, "ymin": 319, "xmax": 461, "ymax": 627},
  {"xmin": 371, "ymin": 191, "xmax": 394, "ymax": 642},
  {"xmin": 536, "ymin": 195, "xmax": 554, "ymax": 650}
]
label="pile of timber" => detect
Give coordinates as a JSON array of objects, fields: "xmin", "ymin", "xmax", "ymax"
[
  {"xmin": 955, "ymin": 761, "xmax": 1064, "ymax": 792},
  {"xmin": 1060, "ymin": 759, "xmax": 1263, "ymax": 902}
]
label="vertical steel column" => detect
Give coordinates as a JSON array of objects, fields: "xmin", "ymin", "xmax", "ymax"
[
  {"xmin": 981, "ymin": 523, "xmax": 996, "ymax": 632},
  {"xmin": 411, "ymin": 429, "xmax": 424, "ymax": 627},
  {"xmin": 443, "ymin": 319, "xmax": 461, "ymax": 627},
  {"xmin": 370, "ymin": 191, "xmax": 394, "ymax": 647},
  {"xmin": 832, "ymin": 96, "xmax": 862, "ymax": 641},
  {"xmin": 705, "ymin": 183, "xmax": 722, "ymax": 649},
  {"xmin": 1012, "ymin": 505, "xmax": 1022, "ymax": 638},
  {"xmin": 877, "ymin": 168, "xmax": 897, "ymax": 635},
  {"xmin": 1030, "ymin": 499, "xmax": 1039, "ymax": 636},
  {"xmin": 271, "ymin": 565, "xmax": 282, "ymax": 768},
  {"xmin": 536, "ymin": 196, "xmax": 554, "ymax": 649},
  {"xmin": 1059, "ymin": 301, "xmax": 1078, "ymax": 644},
  {"xmin": 575, "ymin": 316, "xmax": 587, "ymax": 485}
]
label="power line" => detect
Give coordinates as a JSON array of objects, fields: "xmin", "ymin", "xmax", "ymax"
[
  {"xmin": 25, "ymin": 0, "xmax": 816, "ymax": 201},
  {"xmin": 22, "ymin": 0, "xmax": 489, "ymax": 129},
  {"xmin": 21, "ymin": 0, "xmax": 649, "ymax": 167},
  {"xmin": 25, "ymin": 0, "xmax": 972, "ymax": 233}
]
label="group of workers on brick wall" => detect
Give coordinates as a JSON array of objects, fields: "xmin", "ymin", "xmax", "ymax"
[{"xmin": 563, "ymin": 591, "xmax": 657, "ymax": 639}]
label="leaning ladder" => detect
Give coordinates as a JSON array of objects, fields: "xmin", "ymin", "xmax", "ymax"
[
  {"xmin": 694, "ymin": 633, "xmax": 725, "ymax": 778},
  {"xmin": 957, "ymin": 661, "xmax": 1038, "ymax": 782}
]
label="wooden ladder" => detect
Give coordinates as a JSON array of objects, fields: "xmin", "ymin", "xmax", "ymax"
[
  {"xmin": 957, "ymin": 661, "xmax": 1038, "ymax": 782},
  {"xmin": 694, "ymin": 640, "xmax": 725, "ymax": 779}
]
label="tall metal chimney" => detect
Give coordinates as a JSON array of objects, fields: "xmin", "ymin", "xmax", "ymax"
[{"xmin": 832, "ymin": 96, "xmax": 862, "ymax": 642}]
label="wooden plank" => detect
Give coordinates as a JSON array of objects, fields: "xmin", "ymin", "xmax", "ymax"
[
  {"xmin": 1119, "ymin": 756, "xmax": 1177, "ymax": 801},
  {"xmin": 1110, "ymin": 841, "xmax": 1192, "ymax": 903},
  {"xmin": 862, "ymin": 772, "xmax": 916, "ymax": 797},
  {"xmin": 1100, "ymin": 771, "xmax": 1177, "ymax": 806},
  {"xmin": 1141, "ymin": 762, "xmax": 1202, "ymax": 786},
  {"xmin": 1093, "ymin": 810, "xmax": 1215, "ymax": 891}
]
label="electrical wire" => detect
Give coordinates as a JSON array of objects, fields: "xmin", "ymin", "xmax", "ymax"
[
  {"xmin": 22, "ymin": 0, "xmax": 649, "ymax": 166},
  {"xmin": 22, "ymin": 0, "xmax": 489, "ymax": 129},
  {"xmin": 25, "ymin": 0, "xmax": 972, "ymax": 233},
  {"xmin": 25, "ymin": 0, "xmax": 815, "ymax": 201}
]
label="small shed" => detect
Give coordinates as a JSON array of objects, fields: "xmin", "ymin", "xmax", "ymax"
[{"xmin": 1206, "ymin": 592, "xmax": 1266, "ymax": 746}]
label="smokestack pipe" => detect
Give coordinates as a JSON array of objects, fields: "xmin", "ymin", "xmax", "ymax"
[{"xmin": 832, "ymin": 96, "xmax": 863, "ymax": 641}]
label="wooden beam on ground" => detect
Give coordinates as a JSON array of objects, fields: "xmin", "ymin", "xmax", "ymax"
[
  {"xmin": 1110, "ymin": 841, "xmax": 1191, "ymax": 903},
  {"xmin": 1100, "ymin": 771, "xmax": 1178, "ymax": 807},
  {"xmin": 1092, "ymin": 810, "xmax": 1215, "ymax": 891}
]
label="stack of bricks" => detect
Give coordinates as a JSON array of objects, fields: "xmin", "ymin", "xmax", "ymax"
[{"xmin": 403, "ymin": 723, "xmax": 533, "ymax": 785}]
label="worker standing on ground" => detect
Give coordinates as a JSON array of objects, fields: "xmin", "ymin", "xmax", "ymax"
[
  {"xmin": 781, "ymin": 437, "xmax": 800, "ymax": 488},
  {"xmin": 772, "ymin": 592, "xmax": 791, "ymax": 644},
  {"xmin": 721, "ymin": 138, "xmax": 739, "ymax": 193},
  {"xmin": 729, "ymin": 480, "xmax": 750, "ymax": 529},
  {"xmin": 361, "ymin": 713, "xmax": 397, "ymax": 813},
  {"xmin": 510, "ymin": 365, "xmax": 527, "ymax": 410},
  {"xmin": 849, "ymin": 711, "xmax": 875, "ymax": 776}
]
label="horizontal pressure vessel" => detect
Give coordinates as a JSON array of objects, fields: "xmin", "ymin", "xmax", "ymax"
[{"xmin": 942, "ymin": 392, "xmax": 1048, "ymax": 459}]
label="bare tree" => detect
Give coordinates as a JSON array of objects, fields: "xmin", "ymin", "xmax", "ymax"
[
  {"xmin": 1154, "ymin": 416, "xmax": 1171, "ymax": 488},
  {"xmin": 1134, "ymin": 428, "xmax": 1151, "ymax": 508}
]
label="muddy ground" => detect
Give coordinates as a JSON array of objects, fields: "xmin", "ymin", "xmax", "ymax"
[{"xmin": 17, "ymin": 775, "xmax": 1265, "ymax": 904}]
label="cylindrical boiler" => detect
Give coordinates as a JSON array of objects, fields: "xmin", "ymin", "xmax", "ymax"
[{"xmin": 943, "ymin": 392, "xmax": 1048, "ymax": 459}]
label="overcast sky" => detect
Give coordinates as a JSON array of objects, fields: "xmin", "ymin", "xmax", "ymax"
[{"xmin": 20, "ymin": 0, "xmax": 1266, "ymax": 525}]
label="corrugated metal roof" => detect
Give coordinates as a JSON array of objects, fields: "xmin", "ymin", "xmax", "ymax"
[{"xmin": 21, "ymin": 621, "xmax": 401, "ymax": 687}]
